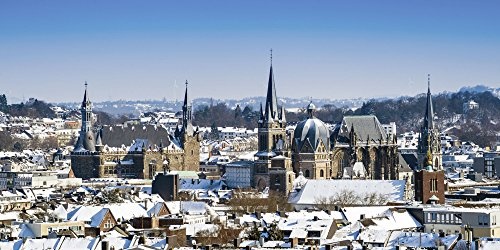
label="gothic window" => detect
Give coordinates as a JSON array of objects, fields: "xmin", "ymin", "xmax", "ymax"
[
  {"xmin": 320, "ymin": 170, "xmax": 324, "ymax": 178},
  {"xmin": 305, "ymin": 169, "xmax": 310, "ymax": 178}
]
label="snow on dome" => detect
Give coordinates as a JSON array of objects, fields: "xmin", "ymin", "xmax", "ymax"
[{"xmin": 293, "ymin": 117, "xmax": 330, "ymax": 152}]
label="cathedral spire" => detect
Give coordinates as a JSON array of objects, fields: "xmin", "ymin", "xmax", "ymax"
[
  {"xmin": 182, "ymin": 80, "xmax": 193, "ymax": 130},
  {"xmin": 82, "ymin": 81, "xmax": 89, "ymax": 107},
  {"xmin": 183, "ymin": 80, "xmax": 190, "ymax": 108},
  {"xmin": 264, "ymin": 51, "xmax": 278, "ymax": 121},
  {"xmin": 423, "ymin": 74, "xmax": 434, "ymax": 130}
]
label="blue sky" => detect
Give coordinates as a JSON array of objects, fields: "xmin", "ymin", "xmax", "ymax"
[{"xmin": 1, "ymin": 1, "xmax": 499, "ymax": 103}]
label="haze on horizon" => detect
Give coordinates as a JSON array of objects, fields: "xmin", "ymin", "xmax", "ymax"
[{"xmin": 1, "ymin": 1, "xmax": 500, "ymax": 103}]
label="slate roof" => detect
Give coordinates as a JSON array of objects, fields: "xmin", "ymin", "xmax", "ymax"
[
  {"xmin": 293, "ymin": 117, "xmax": 331, "ymax": 152},
  {"xmin": 101, "ymin": 124, "xmax": 172, "ymax": 148},
  {"xmin": 400, "ymin": 153, "xmax": 419, "ymax": 171},
  {"xmin": 333, "ymin": 115, "xmax": 387, "ymax": 145}
]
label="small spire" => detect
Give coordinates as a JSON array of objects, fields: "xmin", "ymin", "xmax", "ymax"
[
  {"xmin": 280, "ymin": 105, "xmax": 286, "ymax": 123},
  {"xmin": 82, "ymin": 81, "xmax": 89, "ymax": 104},
  {"xmin": 183, "ymin": 80, "xmax": 189, "ymax": 107},
  {"xmin": 427, "ymin": 74, "xmax": 431, "ymax": 92}
]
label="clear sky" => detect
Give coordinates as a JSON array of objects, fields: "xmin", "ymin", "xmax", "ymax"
[{"xmin": 1, "ymin": 1, "xmax": 499, "ymax": 103}]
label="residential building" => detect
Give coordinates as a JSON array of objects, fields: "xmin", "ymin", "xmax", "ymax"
[
  {"xmin": 224, "ymin": 160, "xmax": 254, "ymax": 188},
  {"xmin": 473, "ymin": 152, "xmax": 500, "ymax": 178}
]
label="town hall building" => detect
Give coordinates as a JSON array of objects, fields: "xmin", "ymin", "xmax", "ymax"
[{"xmin": 71, "ymin": 82, "xmax": 200, "ymax": 179}]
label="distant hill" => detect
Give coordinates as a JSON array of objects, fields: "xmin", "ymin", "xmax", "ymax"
[{"xmin": 351, "ymin": 89, "xmax": 499, "ymax": 147}]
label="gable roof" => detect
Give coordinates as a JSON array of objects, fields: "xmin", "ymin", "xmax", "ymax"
[
  {"xmin": 289, "ymin": 179, "xmax": 407, "ymax": 206},
  {"xmin": 334, "ymin": 115, "xmax": 387, "ymax": 144}
]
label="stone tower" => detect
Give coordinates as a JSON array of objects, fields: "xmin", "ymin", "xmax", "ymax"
[
  {"xmin": 177, "ymin": 81, "xmax": 200, "ymax": 171},
  {"xmin": 254, "ymin": 60, "xmax": 293, "ymax": 191},
  {"xmin": 74, "ymin": 82, "xmax": 95, "ymax": 152},
  {"xmin": 417, "ymin": 74, "xmax": 442, "ymax": 170}
]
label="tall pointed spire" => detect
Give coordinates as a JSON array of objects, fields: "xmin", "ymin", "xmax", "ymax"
[
  {"xmin": 423, "ymin": 74, "xmax": 434, "ymax": 130},
  {"xmin": 82, "ymin": 81, "xmax": 89, "ymax": 107},
  {"xmin": 183, "ymin": 80, "xmax": 189, "ymax": 108},
  {"xmin": 182, "ymin": 80, "xmax": 193, "ymax": 130},
  {"xmin": 264, "ymin": 49, "xmax": 278, "ymax": 121}
]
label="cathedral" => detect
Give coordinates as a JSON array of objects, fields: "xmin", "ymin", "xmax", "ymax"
[
  {"xmin": 417, "ymin": 74, "xmax": 442, "ymax": 170},
  {"xmin": 255, "ymin": 61, "xmax": 400, "ymax": 193},
  {"xmin": 70, "ymin": 82, "xmax": 200, "ymax": 179}
]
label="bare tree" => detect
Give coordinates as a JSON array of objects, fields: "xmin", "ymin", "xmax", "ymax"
[{"xmin": 314, "ymin": 189, "xmax": 389, "ymax": 207}]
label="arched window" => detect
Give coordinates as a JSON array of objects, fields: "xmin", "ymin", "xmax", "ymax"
[
  {"xmin": 305, "ymin": 169, "xmax": 310, "ymax": 178},
  {"xmin": 320, "ymin": 169, "xmax": 324, "ymax": 178}
]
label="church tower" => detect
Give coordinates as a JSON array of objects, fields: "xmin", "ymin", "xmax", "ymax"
[
  {"xmin": 254, "ymin": 52, "xmax": 291, "ymax": 191},
  {"xmin": 74, "ymin": 82, "xmax": 96, "ymax": 152},
  {"xmin": 178, "ymin": 81, "xmax": 200, "ymax": 171},
  {"xmin": 182, "ymin": 80, "xmax": 193, "ymax": 131},
  {"xmin": 417, "ymin": 74, "xmax": 442, "ymax": 170}
]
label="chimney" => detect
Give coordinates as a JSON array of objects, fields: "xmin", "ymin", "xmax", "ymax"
[
  {"xmin": 360, "ymin": 214, "xmax": 365, "ymax": 220},
  {"xmin": 233, "ymin": 238, "xmax": 241, "ymax": 248},
  {"xmin": 101, "ymin": 241, "xmax": 110, "ymax": 250}
]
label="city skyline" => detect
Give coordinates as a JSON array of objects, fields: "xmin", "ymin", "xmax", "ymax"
[{"xmin": 1, "ymin": 1, "xmax": 500, "ymax": 103}]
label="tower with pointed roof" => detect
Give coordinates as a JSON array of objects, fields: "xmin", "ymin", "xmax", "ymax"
[
  {"xmin": 176, "ymin": 80, "xmax": 200, "ymax": 170},
  {"xmin": 417, "ymin": 74, "xmax": 442, "ymax": 170},
  {"xmin": 74, "ymin": 82, "xmax": 96, "ymax": 152},
  {"xmin": 254, "ymin": 54, "xmax": 293, "ymax": 192}
]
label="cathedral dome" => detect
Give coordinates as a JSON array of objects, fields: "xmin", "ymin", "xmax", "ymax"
[{"xmin": 293, "ymin": 102, "xmax": 330, "ymax": 152}]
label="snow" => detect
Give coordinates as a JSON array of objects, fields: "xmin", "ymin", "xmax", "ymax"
[
  {"xmin": 165, "ymin": 201, "xmax": 208, "ymax": 215},
  {"xmin": 22, "ymin": 238, "xmax": 61, "ymax": 250},
  {"xmin": 342, "ymin": 206, "xmax": 393, "ymax": 223},
  {"xmin": 90, "ymin": 208, "xmax": 110, "ymax": 227},
  {"xmin": 52, "ymin": 204, "xmax": 68, "ymax": 220},
  {"xmin": 57, "ymin": 237, "xmax": 99, "ymax": 250},
  {"xmin": 0, "ymin": 240, "xmax": 23, "ymax": 250},
  {"xmin": 386, "ymin": 231, "xmax": 441, "ymax": 249},
  {"xmin": 289, "ymin": 179, "xmax": 407, "ymax": 208}
]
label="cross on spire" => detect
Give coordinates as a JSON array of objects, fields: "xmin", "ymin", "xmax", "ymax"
[{"xmin": 270, "ymin": 48, "xmax": 273, "ymax": 65}]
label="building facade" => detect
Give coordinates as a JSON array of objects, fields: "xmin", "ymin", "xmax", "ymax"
[{"xmin": 71, "ymin": 82, "xmax": 200, "ymax": 179}]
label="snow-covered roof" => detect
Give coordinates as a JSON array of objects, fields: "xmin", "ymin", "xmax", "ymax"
[
  {"xmin": 165, "ymin": 201, "xmax": 208, "ymax": 215},
  {"xmin": 179, "ymin": 179, "xmax": 226, "ymax": 191},
  {"xmin": 342, "ymin": 206, "xmax": 393, "ymax": 223},
  {"xmin": 289, "ymin": 179, "xmax": 407, "ymax": 206}
]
